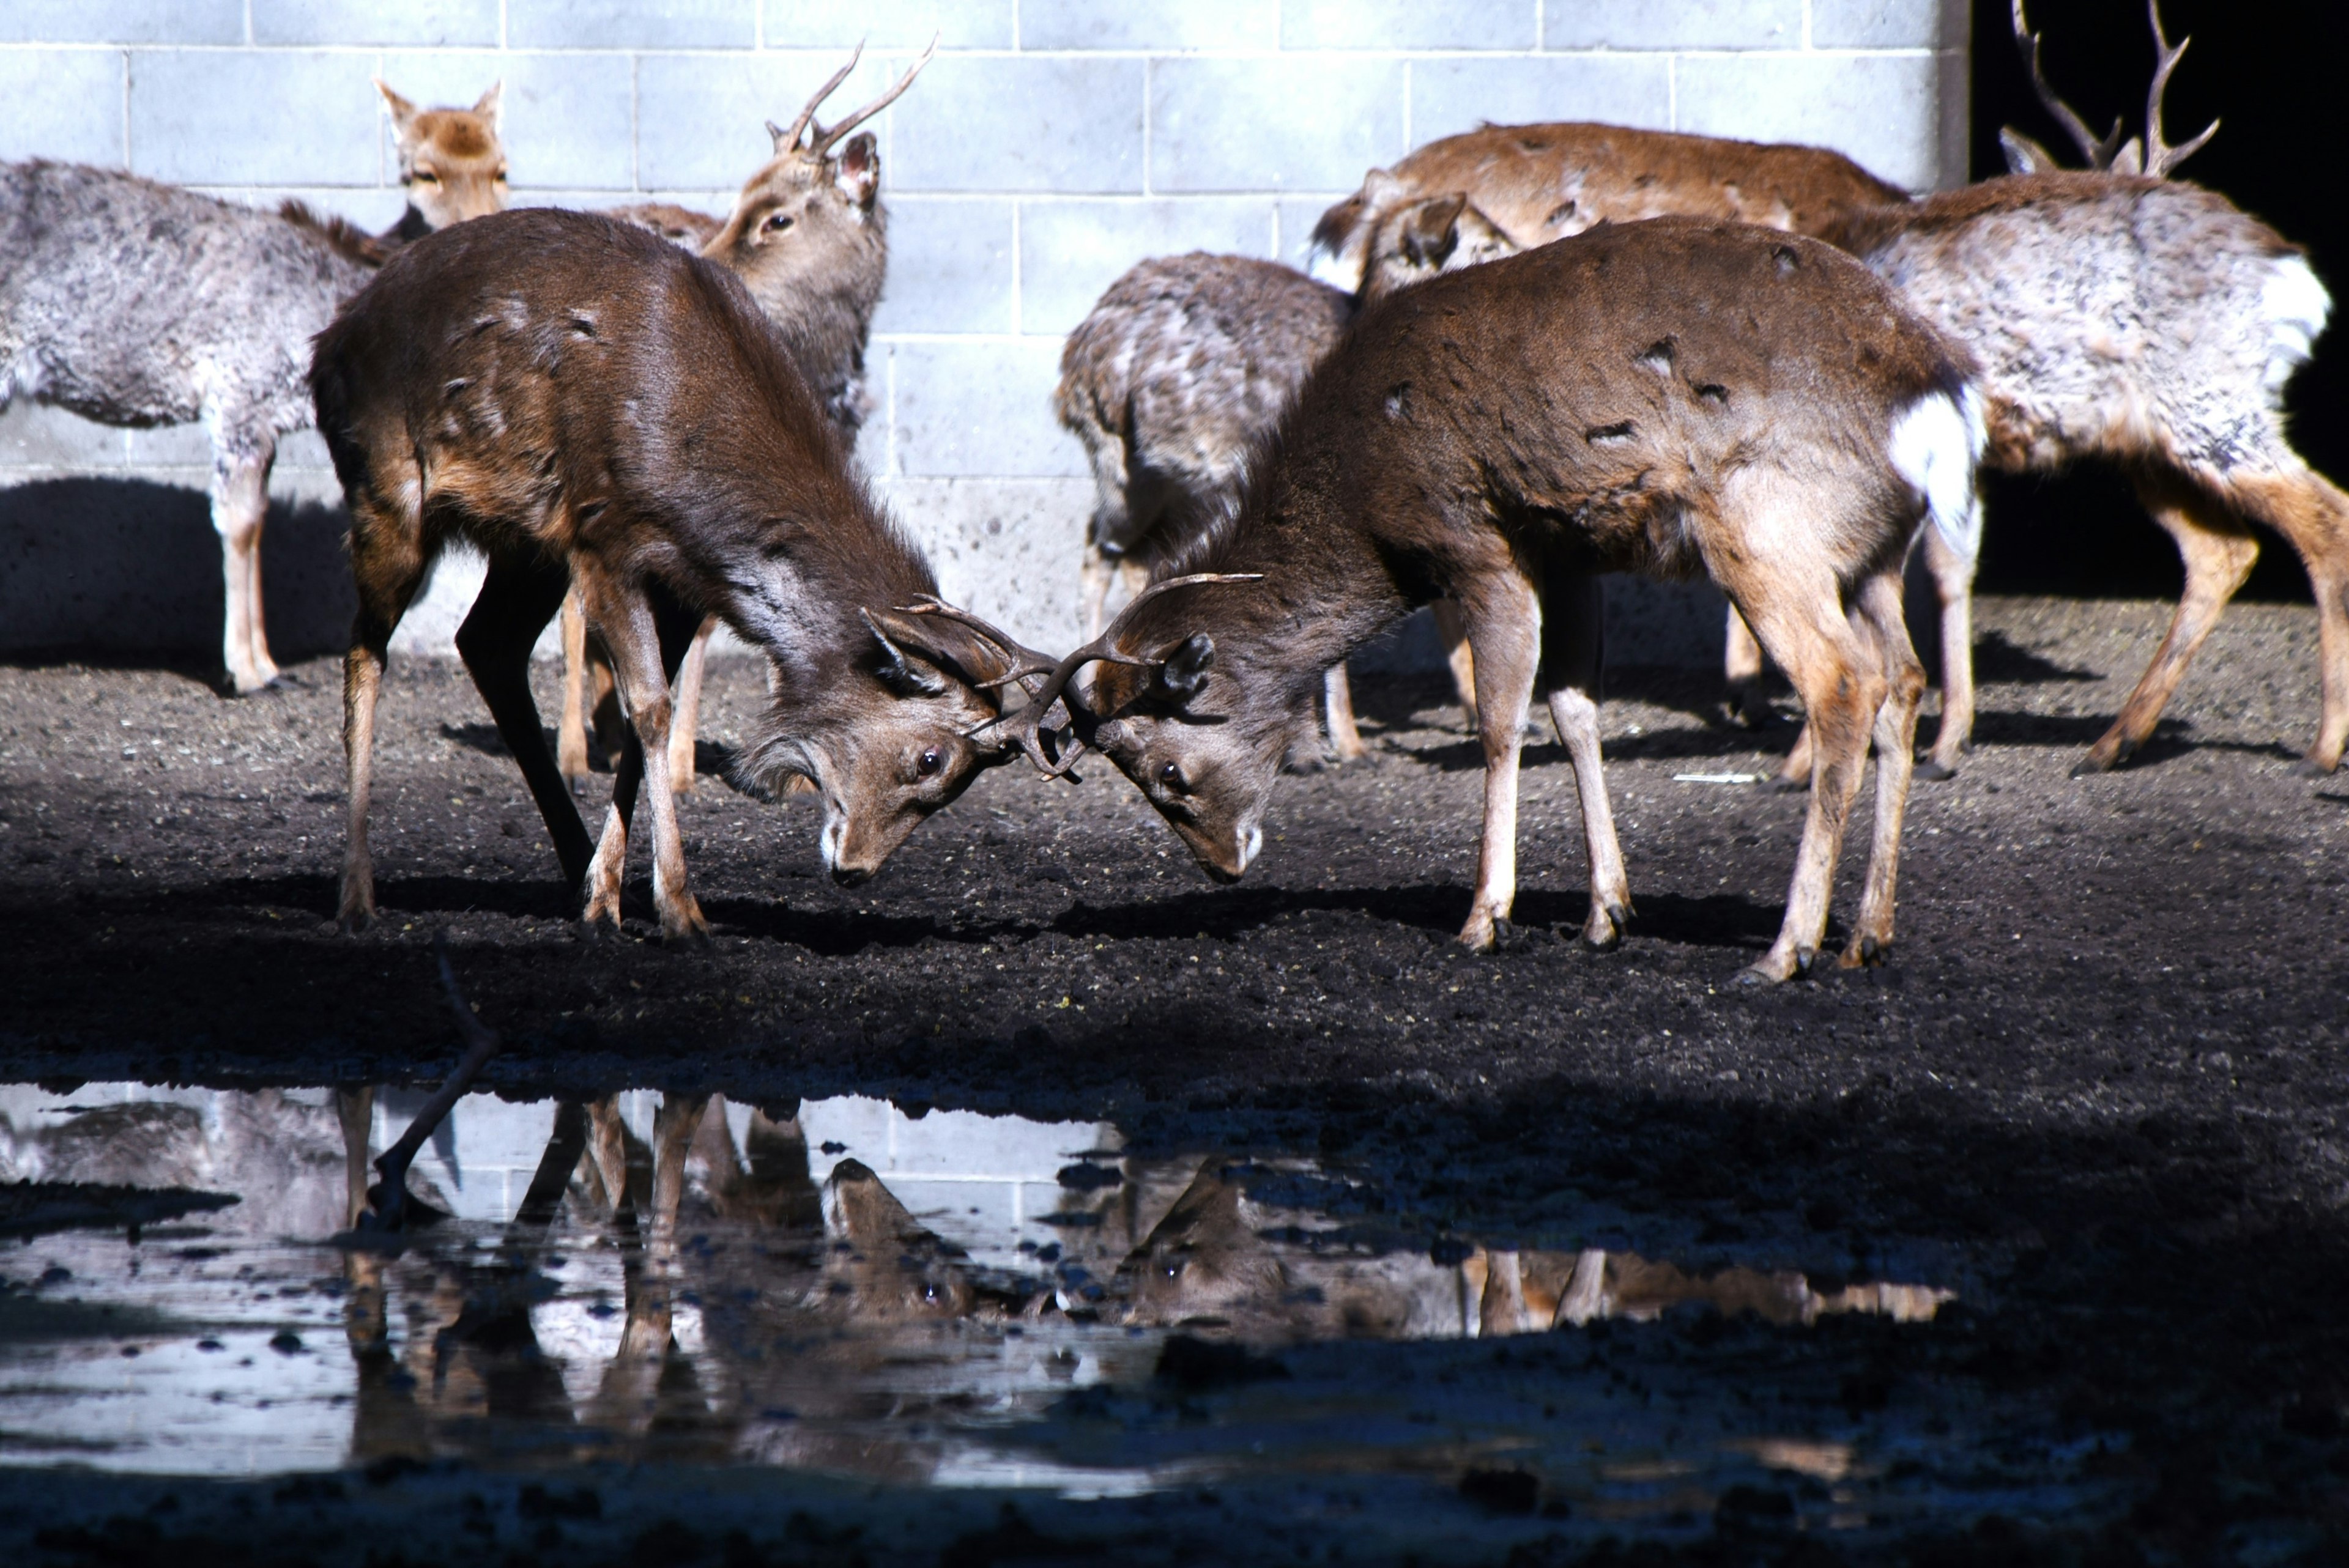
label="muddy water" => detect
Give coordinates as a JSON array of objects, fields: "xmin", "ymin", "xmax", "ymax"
[{"xmin": 0, "ymin": 1080, "xmax": 2122, "ymax": 1540}]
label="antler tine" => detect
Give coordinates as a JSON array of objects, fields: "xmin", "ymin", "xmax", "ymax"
[
  {"xmin": 776, "ymin": 42, "xmax": 864, "ymax": 154},
  {"xmin": 811, "ymin": 32, "xmax": 938, "ymax": 154},
  {"xmin": 894, "ymin": 596, "xmax": 1060, "ymax": 687},
  {"xmin": 2141, "ymin": 0, "xmax": 2218, "ymax": 177},
  {"xmin": 976, "ymin": 572, "xmax": 1265, "ymax": 778},
  {"xmin": 2011, "ymin": 0, "xmax": 2128, "ymax": 170}
]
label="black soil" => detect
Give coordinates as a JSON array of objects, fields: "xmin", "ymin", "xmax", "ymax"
[{"xmin": 4, "ymin": 594, "xmax": 2347, "ymax": 1564}]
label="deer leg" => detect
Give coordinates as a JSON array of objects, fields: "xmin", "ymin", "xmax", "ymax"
[
  {"xmin": 2197, "ymin": 465, "xmax": 2349, "ymax": 773},
  {"xmin": 335, "ymin": 1086, "xmax": 376, "ymax": 1229},
  {"xmin": 1842, "ymin": 570, "xmax": 1926, "ymax": 967},
  {"xmin": 1917, "ymin": 523, "xmax": 1977, "ymax": 778},
  {"xmin": 1458, "ymin": 575, "xmax": 1542, "ymax": 953},
  {"xmin": 558, "ymin": 588, "xmax": 593, "ymax": 780},
  {"xmin": 211, "ymin": 448, "xmax": 278, "ymax": 693},
  {"xmin": 668, "ymin": 618, "xmax": 714, "ymax": 791},
  {"xmin": 1538, "ymin": 571, "xmax": 1632, "ymax": 950},
  {"xmin": 2077, "ymin": 475, "xmax": 2261, "ymax": 775},
  {"xmin": 1720, "ymin": 562, "xmax": 1881, "ymax": 985},
  {"xmin": 1723, "ymin": 605, "xmax": 1773, "ymax": 728},
  {"xmin": 580, "ymin": 580, "xmax": 708, "ymax": 942},
  {"xmin": 1322, "ymin": 664, "xmax": 1367, "ymax": 762},
  {"xmin": 1430, "ymin": 598, "xmax": 1480, "ymax": 731},
  {"xmin": 453, "ymin": 555, "xmax": 594, "ymax": 894},
  {"xmin": 339, "ymin": 501, "xmax": 431, "ymax": 934}
]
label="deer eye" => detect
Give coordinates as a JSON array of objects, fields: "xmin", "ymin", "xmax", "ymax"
[
  {"xmin": 917, "ymin": 746, "xmax": 943, "ymax": 778},
  {"xmin": 494, "ymin": 167, "xmax": 509, "ymax": 182},
  {"xmin": 1157, "ymin": 762, "xmax": 1184, "ymax": 790},
  {"xmin": 764, "ymin": 212, "xmax": 795, "ymax": 234},
  {"xmin": 409, "ymin": 169, "xmax": 439, "ymax": 184}
]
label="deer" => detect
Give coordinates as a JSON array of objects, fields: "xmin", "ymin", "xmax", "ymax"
[
  {"xmin": 1057, "ymin": 194, "xmax": 1518, "ymax": 764},
  {"xmin": 1001, "ymin": 219, "xmax": 1985, "ymax": 984},
  {"xmin": 558, "ymin": 44, "xmax": 935, "ymax": 797},
  {"xmin": 310, "ymin": 205, "xmax": 1052, "ymax": 942},
  {"xmin": 0, "ymin": 84, "xmax": 505, "ymax": 697}
]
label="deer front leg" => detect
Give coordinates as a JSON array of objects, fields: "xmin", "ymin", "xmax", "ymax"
[
  {"xmin": 581, "ymin": 585, "xmax": 708, "ymax": 943},
  {"xmin": 211, "ymin": 449, "xmax": 278, "ymax": 693},
  {"xmin": 1539, "ymin": 571, "xmax": 1632, "ymax": 950},
  {"xmin": 1322, "ymin": 664, "xmax": 1367, "ymax": 761},
  {"xmin": 558, "ymin": 589, "xmax": 593, "ymax": 780},
  {"xmin": 668, "ymin": 618, "xmax": 714, "ymax": 790},
  {"xmin": 1459, "ymin": 576, "xmax": 1541, "ymax": 953}
]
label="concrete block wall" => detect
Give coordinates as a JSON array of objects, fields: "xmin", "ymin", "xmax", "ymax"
[{"xmin": 0, "ymin": 2, "xmax": 1966, "ymax": 668}]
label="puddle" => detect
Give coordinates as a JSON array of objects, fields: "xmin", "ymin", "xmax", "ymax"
[{"xmin": 0, "ymin": 1082, "xmax": 2120, "ymax": 1537}]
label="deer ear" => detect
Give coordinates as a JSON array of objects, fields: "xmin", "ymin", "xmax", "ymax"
[
  {"xmin": 471, "ymin": 80, "xmax": 503, "ymax": 132},
  {"xmin": 1400, "ymin": 194, "xmax": 1467, "ymax": 269},
  {"xmin": 834, "ymin": 132, "xmax": 879, "ymax": 211},
  {"xmin": 374, "ymin": 78, "xmax": 420, "ymax": 135},
  {"xmin": 1361, "ymin": 167, "xmax": 1408, "ymax": 208},
  {"xmin": 1156, "ymin": 634, "xmax": 1215, "ymax": 701},
  {"xmin": 1997, "ymin": 126, "xmax": 2057, "ymax": 174},
  {"xmin": 861, "ymin": 608, "xmax": 949, "ymax": 697}
]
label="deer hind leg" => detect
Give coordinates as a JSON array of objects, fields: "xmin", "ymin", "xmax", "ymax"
[
  {"xmin": 339, "ymin": 497, "xmax": 432, "ymax": 934},
  {"xmin": 211, "ymin": 445, "xmax": 278, "ymax": 693},
  {"xmin": 558, "ymin": 588, "xmax": 593, "ymax": 780},
  {"xmin": 453, "ymin": 555, "xmax": 595, "ymax": 895},
  {"xmin": 1841, "ymin": 569, "xmax": 1926, "ymax": 968},
  {"xmin": 2077, "ymin": 472, "xmax": 2261, "ymax": 775},
  {"xmin": 1916, "ymin": 522, "xmax": 1978, "ymax": 779},
  {"xmin": 1538, "ymin": 569, "xmax": 1633, "ymax": 950},
  {"xmin": 667, "ymin": 618, "xmax": 715, "ymax": 790},
  {"xmin": 1431, "ymin": 598, "xmax": 1480, "ymax": 731},
  {"xmin": 1723, "ymin": 605, "xmax": 1773, "ymax": 728},
  {"xmin": 1322, "ymin": 664, "xmax": 1367, "ymax": 762},
  {"xmin": 2216, "ymin": 465, "xmax": 2349, "ymax": 773},
  {"xmin": 1458, "ymin": 573, "xmax": 1542, "ymax": 953},
  {"xmin": 335, "ymin": 1086, "xmax": 376, "ymax": 1229},
  {"xmin": 580, "ymin": 579, "xmax": 709, "ymax": 942}
]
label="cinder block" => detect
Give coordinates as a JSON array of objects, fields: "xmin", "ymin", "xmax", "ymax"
[
  {"xmin": 130, "ymin": 51, "xmax": 379, "ymax": 187},
  {"xmin": 874, "ymin": 478, "xmax": 1096, "ymax": 651},
  {"xmin": 637, "ymin": 50, "xmax": 904, "ymax": 191},
  {"xmin": 0, "ymin": 50, "xmax": 124, "ymax": 167},
  {"xmin": 276, "ymin": 431, "xmax": 337, "ymax": 472},
  {"xmin": 380, "ymin": 51, "xmax": 635, "ymax": 191},
  {"xmin": 1409, "ymin": 54, "xmax": 1673, "ymax": 147},
  {"xmin": 1810, "ymin": 0, "xmax": 1951, "ymax": 50},
  {"xmin": 1283, "ymin": 0, "xmax": 1535, "ymax": 51},
  {"xmin": 1275, "ymin": 194, "xmax": 1356, "ymax": 273},
  {"xmin": 1674, "ymin": 53, "xmax": 1937, "ymax": 191},
  {"xmin": 250, "ymin": 0, "xmax": 499, "ymax": 47},
  {"xmin": 1151, "ymin": 58, "xmax": 1405, "ymax": 193},
  {"xmin": 1020, "ymin": 0, "xmax": 1277, "ymax": 50},
  {"xmin": 762, "ymin": 0, "xmax": 1015, "ymax": 50},
  {"xmin": 890, "ymin": 57, "xmax": 1145, "ymax": 194},
  {"xmin": 886, "ymin": 339, "xmax": 1082, "ymax": 482},
  {"xmin": 1540, "ymin": 0, "xmax": 1800, "ymax": 50},
  {"xmin": 870, "ymin": 198, "xmax": 1017, "ymax": 336},
  {"xmin": 0, "ymin": 1, "xmax": 241, "ymax": 44},
  {"xmin": 124, "ymin": 424, "xmax": 217, "ymax": 468},
  {"xmin": 0, "ymin": 404, "xmax": 125, "ymax": 470},
  {"xmin": 1017, "ymin": 198, "xmax": 1276, "ymax": 336},
  {"xmin": 507, "ymin": 0, "xmax": 755, "ymax": 50}
]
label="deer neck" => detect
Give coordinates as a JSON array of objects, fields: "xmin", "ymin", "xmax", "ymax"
[{"xmin": 1161, "ymin": 495, "xmax": 1412, "ymax": 691}]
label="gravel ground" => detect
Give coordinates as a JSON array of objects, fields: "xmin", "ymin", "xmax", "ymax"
[{"xmin": 2, "ymin": 593, "xmax": 2347, "ymax": 1563}]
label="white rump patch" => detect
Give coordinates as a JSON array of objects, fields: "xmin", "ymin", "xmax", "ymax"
[
  {"xmin": 2261, "ymin": 256, "xmax": 2331, "ymax": 391},
  {"xmin": 1307, "ymin": 242, "xmax": 1365, "ymax": 294},
  {"xmin": 1889, "ymin": 385, "xmax": 1987, "ymax": 563}
]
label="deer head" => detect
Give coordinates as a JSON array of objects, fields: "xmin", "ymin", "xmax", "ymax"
[
  {"xmin": 702, "ymin": 42, "xmax": 935, "ymax": 328},
  {"xmin": 375, "ymin": 80, "xmax": 508, "ymax": 232},
  {"xmin": 2003, "ymin": 0, "xmax": 2217, "ymax": 178},
  {"xmin": 1358, "ymin": 192, "xmax": 1521, "ymax": 301}
]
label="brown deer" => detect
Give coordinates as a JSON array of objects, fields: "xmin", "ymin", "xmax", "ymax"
[
  {"xmin": 1056, "ymin": 194, "xmax": 1518, "ymax": 763},
  {"xmin": 375, "ymin": 80, "xmax": 508, "ymax": 240},
  {"xmin": 1006, "ymin": 220, "xmax": 1984, "ymax": 983},
  {"xmin": 557, "ymin": 45, "xmax": 934, "ymax": 796},
  {"xmin": 310, "ymin": 207, "xmax": 1051, "ymax": 941}
]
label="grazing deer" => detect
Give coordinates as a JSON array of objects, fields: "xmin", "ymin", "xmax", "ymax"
[
  {"xmin": 0, "ymin": 85, "xmax": 504, "ymax": 696},
  {"xmin": 1056, "ymin": 195, "xmax": 1518, "ymax": 763},
  {"xmin": 311, "ymin": 207, "xmax": 1048, "ymax": 941},
  {"xmin": 1006, "ymin": 221, "xmax": 1983, "ymax": 983},
  {"xmin": 558, "ymin": 45, "xmax": 935, "ymax": 793}
]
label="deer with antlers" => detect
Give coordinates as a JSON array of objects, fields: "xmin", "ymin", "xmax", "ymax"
[
  {"xmin": 1001, "ymin": 220, "xmax": 1984, "ymax": 983},
  {"xmin": 311, "ymin": 206, "xmax": 1050, "ymax": 940},
  {"xmin": 0, "ymin": 83, "xmax": 505, "ymax": 696},
  {"xmin": 1056, "ymin": 193, "xmax": 1518, "ymax": 764},
  {"xmin": 559, "ymin": 45, "xmax": 936, "ymax": 796}
]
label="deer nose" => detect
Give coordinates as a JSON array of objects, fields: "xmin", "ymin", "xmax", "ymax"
[{"xmin": 831, "ymin": 864, "xmax": 874, "ymax": 888}]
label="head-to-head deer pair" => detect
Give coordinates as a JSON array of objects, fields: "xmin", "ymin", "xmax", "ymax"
[
  {"xmin": 312, "ymin": 208, "xmax": 1051, "ymax": 942},
  {"xmin": 1004, "ymin": 220, "xmax": 1985, "ymax": 984}
]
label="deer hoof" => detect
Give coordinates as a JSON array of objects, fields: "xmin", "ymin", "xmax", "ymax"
[
  {"xmin": 1458, "ymin": 914, "xmax": 1505, "ymax": 953},
  {"xmin": 1839, "ymin": 934, "xmax": 1890, "ymax": 969},
  {"xmin": 660, "ymin": 905, "xmax": 712, "ymax": 947},
  {"xmin": 2288, "ymin": 755, "xmax": 2337, "ymax": 778},
  {"xmin": 1581, "ymin": 921, "xmax": 1621, "ymax": 953},
  {"xmin": 1731, "ymin": 960, "xmax": 1785, "ymax": 986},
  {"xmin": 1766, "ymin": 772, "xmax": 1807, "ymax": 795},
  {"xmin": 1913, "ymin": 760, "xmax": 1957, "ymax": 782},
  {"xmin": 336, "ymin": 906, "xmax": 373, "ymax": 936}
]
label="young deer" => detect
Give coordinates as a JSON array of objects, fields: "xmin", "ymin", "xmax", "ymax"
[
  {"xmin": 375, "ymin": 80, "xmax": 509, "ymax": 242},
  {"xmin": 311, "ymin": 208, "xmax": 1048, "ymax": 941},
  {"xmin": 1056, "ymin": 194, "xmax": 1517, "ymax": 762},
  {"xmin": 559, "ymin": 45, "xmax": 934, "ymax": 793},
  {"xmin": 0, "ymin": 85, "xmax": 504, "ymax": 696},
  {"xmin": 1008, "ymin": 221, "xmax": 1983, "ymax": 984}
]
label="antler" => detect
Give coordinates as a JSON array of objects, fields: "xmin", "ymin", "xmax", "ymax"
[
  {"xmin": 771, "ymin": 43, "xmax": 864, "ymax": 155},
  {"xmin": 2140, "ymin": 0, "xmax": 2218, "ymax": 177},
  {"xmin": 811, "ymin": 34, "xmax": 938, "ymax": 156},
  {"xmin": 2009, "ymin": 0, "xmax": 2131, "ymax": 171},
  {"xmin": 892, "ymin": 595, "xmax": 1059, "ymax": 691},
  {"xmin": 977, "ymin": 573, "xmax": 1264, "ymax": 778}
]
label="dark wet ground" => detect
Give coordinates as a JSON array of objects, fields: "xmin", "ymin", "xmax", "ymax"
[{"xmin": 1, "ymin": 594, "xmax": 2346, "ymax": 1564}]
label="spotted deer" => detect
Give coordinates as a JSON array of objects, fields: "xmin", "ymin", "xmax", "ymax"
[
  {"xmin": 1006, "ymin": 220, "xmax": 1984, "ymax": 983},
  {"xmin": 1056, "ymin": 194, "xmax": 1517, "ymax": 763},
  {"xmin": 0, "ymin": 84, "xmax": 504, "ymax": 696},
  {"xmin": 560, "ymin": 45, "xmax": 934, "ymax": 795},
  {"xmin": 311, "ymin": 207, "xmax": 1051, "ymax": 941}
]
